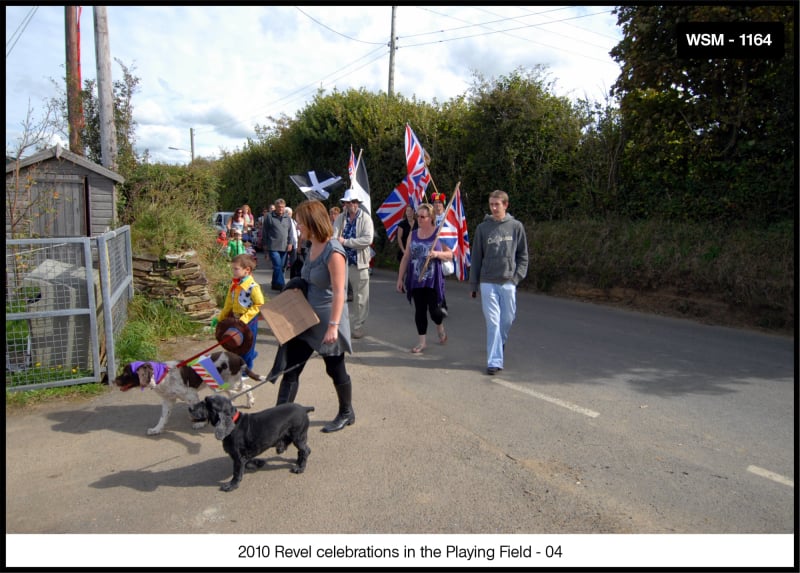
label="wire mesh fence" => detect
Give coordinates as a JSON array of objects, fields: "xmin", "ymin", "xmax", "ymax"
[{"xmin": 5, "ymin": 227, "xmax": 133, "ymax": 391}]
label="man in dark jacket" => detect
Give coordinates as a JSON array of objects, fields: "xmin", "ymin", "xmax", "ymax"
[
  {"xmin": 469, "ymin": 190, "xmax": 529, "ymax": 375},
  {"xmin": 262, "ymin": 198, "xmax": 294, "ymax": 291}
]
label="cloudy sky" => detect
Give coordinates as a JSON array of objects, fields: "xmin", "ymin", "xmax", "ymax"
[{"xmin": 6, "ymin": 5, "xmax": 623, "ymax": 164}]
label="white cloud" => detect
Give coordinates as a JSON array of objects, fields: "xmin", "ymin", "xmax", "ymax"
[{"xmin": 5, "ymin": 5, "xmax": 622, "ymax": 164}]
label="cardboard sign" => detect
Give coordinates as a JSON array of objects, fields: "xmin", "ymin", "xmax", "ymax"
[{"xmin": 259, "ymin": 288, "xmax": 319, "ymax": 345}]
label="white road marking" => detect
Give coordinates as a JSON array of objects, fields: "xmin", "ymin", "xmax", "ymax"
[
  {"xmin": 747, "ymin": 465, "xmax": 794, "ymax": 487},
  {"xmin": 492, "ymin": 378, "xmax": 600, "ymax": 418},
  {"xmin": 363, "ymin": 335, "xmax": 427, "ymax": 355}
]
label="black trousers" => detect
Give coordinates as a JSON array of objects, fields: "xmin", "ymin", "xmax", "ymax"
[
  {"xmin": 282, "ymin": 336, "xmax": 349, "ymax": 386},
  {"xmin": 411, "ymin": 287, "xmax": 444, "ymax": 335}
]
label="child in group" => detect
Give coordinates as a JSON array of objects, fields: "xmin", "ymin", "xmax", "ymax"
[
  {"xmin": 227, "ymin": 229, "xmax": 246, "ymax": 258},
  {"xmin": 217, "ymin": 253, "xmax": 264, "ymax": 370},
  {"xmin": 216, "ymin": 230, "xmax": 228, "ymax": 251}
]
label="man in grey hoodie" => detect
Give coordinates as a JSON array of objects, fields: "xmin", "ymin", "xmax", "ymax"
[{"xmin": 469, "ymin": 190, "xmax": 529, "ymax": 375}]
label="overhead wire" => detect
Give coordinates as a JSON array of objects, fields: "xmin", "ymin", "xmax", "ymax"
[
  {"xmin": 398, "ymin": 7, "xmax": 616, "ymax": 65},
  {"xmin": 6, "ymin": 6, "xmax": 39, "ymax": 59},
  {"xmin": 193, "ymin": 44, "xmax": 388, "ymax": 135},
  {"xmin": 294, "ymin": 6, "xmax": 387, "ymax": 45},
  {"xmin": 196, "ymin": 6, "xmax": 617, "ymax": 144}
]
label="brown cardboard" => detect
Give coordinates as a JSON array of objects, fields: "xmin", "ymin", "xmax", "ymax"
[{"xmin": 259, "ymin": 288, "xmax": 320, "ymax": 345}]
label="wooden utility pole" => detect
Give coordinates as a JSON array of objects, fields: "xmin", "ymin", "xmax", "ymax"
[
  {"xmin": 388, "ymin": 6, "xmax": 396, "ymax": 98},
  {"xmin": 65, "ymin": 6, "xmax": 82, "ymax": 153},
  {"xmin": 190, "ymin": 127, "xmax": 195, "ymax": 162},
  {"xmin": 94, "ymin": 6, "xmax": 117, "ymax": 171}
]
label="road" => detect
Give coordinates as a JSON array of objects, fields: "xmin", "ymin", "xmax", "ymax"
[{"xmin": 5, "ymin": 266, "xmax": 795, "ymax": 567}]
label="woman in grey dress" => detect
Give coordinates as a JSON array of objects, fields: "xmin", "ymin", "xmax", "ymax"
[{"xmin": 275, "ymin": 199, "xmax": 355, "ymax": 433}]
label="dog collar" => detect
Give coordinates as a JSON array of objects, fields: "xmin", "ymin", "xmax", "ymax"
[{"xmin": 232, "ymin": 410, "xmax": 241, "ymax": 424}]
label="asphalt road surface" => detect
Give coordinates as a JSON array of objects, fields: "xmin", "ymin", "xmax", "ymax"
[{"xmin": 6, "ymin": 266, "xmax": 794, "ymax": 567}]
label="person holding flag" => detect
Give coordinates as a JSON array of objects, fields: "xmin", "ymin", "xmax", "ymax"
[
  {"xmin": 333, "ymin": 150, "xmax": 374, "ymax": 339},
  {"xmin": 216, "ymin": 253, "xmax": 265, "ymax": 372},
  {"xmin": 396, "ymin": 202, "xmax": 453, "ymax": 353}
]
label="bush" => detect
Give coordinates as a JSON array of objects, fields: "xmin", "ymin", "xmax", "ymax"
[
  {"xmin": 527, "ymin": 218, "xmax": 793, "ymax": 328},
  {"xmin": 114, "ymin": 296, "xmax": 204, "ymax": 369}
]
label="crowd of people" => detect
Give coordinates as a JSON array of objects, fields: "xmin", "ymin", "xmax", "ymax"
[{"xmin": 209, "ymin": 189, "xmax": 528, "ymax": 435}]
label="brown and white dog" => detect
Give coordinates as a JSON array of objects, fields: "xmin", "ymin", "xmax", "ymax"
[{"xmin": 114, "ymin": 351, "xmax": 264, "ymax": 435}]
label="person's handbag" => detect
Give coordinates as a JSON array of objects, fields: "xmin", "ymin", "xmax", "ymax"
[{"xmin": 442, "ymin": 259, "xmax": 455, "ymax": 276}]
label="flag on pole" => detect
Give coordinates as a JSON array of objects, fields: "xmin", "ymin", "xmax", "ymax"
[
  {"xmin": 405, "ymin": 124, "xmax": 431, "ymax": 206},
  {"xmin": 289, "ymin": 170, "xmax": 344, "ymax": 201},
  {"xmin": 377, "ymin": 177, "xmax": 413, "ymax": 241},
  {"xmin": 348, "ymin": 145, "xmax": 356, "ymax": 181},
  {"xmin": 188, "ymin": 355, "xmax": 228, "ymax": 391},
  {"xmin": 438, "ymin": 186, "xmax": 471, "ymax": 281},
  {"xmin": 348, "ymin": 149, "xmax": 371, "ymax": 215}
]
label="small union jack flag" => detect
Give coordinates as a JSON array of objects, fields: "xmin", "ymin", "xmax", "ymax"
[
  {"xmin": 405, "ymin": 124, "xmax": 431, "ymax": 206},
  {"xmin": 438, "ymin": 186, "xmax": 470, "ymax": 281},
  {"xmin": 188, "ymin": 355, "xmax": 229, "ymax": 391}
]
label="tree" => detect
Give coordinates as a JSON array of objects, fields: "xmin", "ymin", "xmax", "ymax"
[
  {"xmin": 5, "ymin": 99, "xmax": 64, "ymax": 239},
  {"xmin": 461, "ymin": 67, "xmax": 583, "ymax": 222},
  {"xmin": 609, "ymin": 5, "xmax": 795, "ymax": 223},
  {"xmin": 50, "ymin": 58, "xmax": 141, "ymax": 179}
]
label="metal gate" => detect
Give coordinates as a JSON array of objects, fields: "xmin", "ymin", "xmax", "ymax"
[{"xmin": 5, "ymin": 226, "xmax": 133, "ymax": 391}]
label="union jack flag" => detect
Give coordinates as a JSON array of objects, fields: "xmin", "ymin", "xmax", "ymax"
[
  {"xmin": 377, "ymin": 176, "xmax": 413, "ymax": 242},
  {"xmin": 438, "ymin": 186, "xmax": 470, "ymax": 281},
  {"xmin": 188, "ymin": 355, "xmax": 229, "ymax": 391},
  {"xmin": 405, "ymin": 124, "xmax": 431, "ymax": 206}
]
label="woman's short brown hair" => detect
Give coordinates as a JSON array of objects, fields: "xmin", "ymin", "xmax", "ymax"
[{"xmin": 295, "ymin": 200, "xmax": 333, "ymax": 242}]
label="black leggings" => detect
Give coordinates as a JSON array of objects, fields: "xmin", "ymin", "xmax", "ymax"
[
  {"xmin": 282, "ymin": 336, "xmax": 349, "ymax": 386},
  {"xmin": 411, "ymin": 287, "xmax": 444, "ymax": 335}
]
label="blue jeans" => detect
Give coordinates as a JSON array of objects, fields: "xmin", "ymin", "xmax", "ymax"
[
  {"xmin": 268, "ymin": 250, "xmax": 287, "ymax": 288},
  {"xmin": 480, "ymin": 282, "xmax": 517, "ymax": 368},
  {"xmin": 241, "ymin": 314, "xmax": 260, "ymax": 370}
]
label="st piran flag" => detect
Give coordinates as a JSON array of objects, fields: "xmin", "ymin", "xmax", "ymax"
[{"xmin": 289, "ymin": 170, "xmax": 344, "ymax": 201}]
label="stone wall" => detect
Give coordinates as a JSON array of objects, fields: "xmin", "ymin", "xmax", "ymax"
[{"xmin": 132, "ymin": 251, "xmax": 217, "ymax": 321}]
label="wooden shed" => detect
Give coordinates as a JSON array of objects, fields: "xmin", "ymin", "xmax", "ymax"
[{"xmin": 5, "ymin": 144, "xmax": 125, "ymax": 238}]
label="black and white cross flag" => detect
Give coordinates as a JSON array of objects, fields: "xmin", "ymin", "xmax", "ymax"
[{"xmin": 289, "ymin": 170, "xmax": 344, "ymax": 201}]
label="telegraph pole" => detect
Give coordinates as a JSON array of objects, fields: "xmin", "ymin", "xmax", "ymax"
[
  {"xmin": 65, "ymin": 6, "xmax": 82, "ymax": 153},
  {"xmin": 190, "ymin": 127, "xmax": 195, "ymax": 162},
  {"xmin": 388, "ymin": 6, "xmax": 396, "ymax": 98},
  {"xmin": 94, "ymin": 6, "xmax": 117, "ymax": 171}
]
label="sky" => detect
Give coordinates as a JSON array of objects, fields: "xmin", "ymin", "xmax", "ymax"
[{"xmin": 5, "ymin": 5, "xmax": 623, "ymax": 165}]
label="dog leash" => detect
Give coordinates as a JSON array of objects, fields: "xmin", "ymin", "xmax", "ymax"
[{"xmin": 227, "ymin": 356, "xmax": 312, "ymax": 401}]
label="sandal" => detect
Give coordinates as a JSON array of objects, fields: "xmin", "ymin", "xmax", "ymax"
[{"xmin": 411, "ymin": 344, "xmax": 425, "ymax": 354}]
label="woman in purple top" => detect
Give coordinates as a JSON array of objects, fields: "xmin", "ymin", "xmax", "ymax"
[{"xmin": 395, "ymin": 203, "xmax": 454, "ymax": 354}]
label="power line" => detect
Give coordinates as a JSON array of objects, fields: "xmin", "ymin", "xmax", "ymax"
[
  {"xmin": 294, "ymin": 6, "xmax": 387, "ymax": 45},
  {"xmin": 397, "ymin": 8, "xmax": 616, "ymax": 65},
  {"xmin": 6, "ymin": 6, "xmax": 38, "ymax": 59},
  {"xmin": 405, "ymin": 5, "xmax": 574, "ymax": 39},
  {"xmin": 193, "ymin": 44, "xmax": 388, "ymax": 135},
  {"xmin": 189, "ymin": 7, "xmax": 618, "ymax": 144}
]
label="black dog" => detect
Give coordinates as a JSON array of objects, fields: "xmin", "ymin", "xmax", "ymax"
[{"xmin": 189, "ymin": 394, "xmax": 314, "ymax": 491}]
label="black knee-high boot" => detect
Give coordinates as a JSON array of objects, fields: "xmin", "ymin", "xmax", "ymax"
[
  {"xmin": 322, "ymin": 380, "xmax": 355, "ymax": 432},
  {"xmin": 276, "ymin": 377, "xmax": 298, "ymax": 405}
]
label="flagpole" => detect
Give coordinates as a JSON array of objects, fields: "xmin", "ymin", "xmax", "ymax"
[
  {"xmin": 340, "ymin": 147, "xmax": 365, "ymax": 238},
  {"xmin": 419, "ymin": 181, "xmax": 460, "ymax": 279},
  {"xmin": 422, "ymin": 150, "xmax": 434, "ymax": 203}
]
